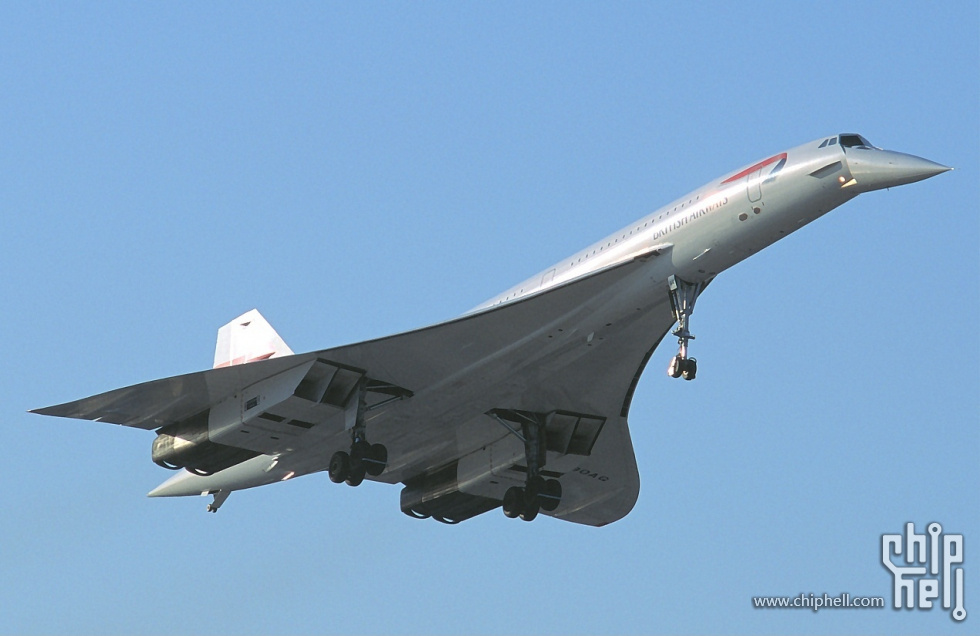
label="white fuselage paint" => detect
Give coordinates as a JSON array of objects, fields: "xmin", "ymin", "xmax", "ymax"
[{"xmin": 474, "ymin": 138, "xmax": 854, "ymax": 313}]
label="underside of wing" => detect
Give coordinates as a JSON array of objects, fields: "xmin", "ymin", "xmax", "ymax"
[
  {"xmin": 33, "ymin": 253, "xmax": 678, "ymax": 526},
  {"xmin": 32, "ymin": 353, "xmax": 320, "ymax": 430}
]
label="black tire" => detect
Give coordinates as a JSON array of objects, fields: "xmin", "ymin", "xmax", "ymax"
[
  {"xmin": 345, "ymin": 463, "xmax": 366, "ymax": 487},
  {"xmin": 539, "ymin": 479, "xmax": 562, "ymax": 512},
  {"xmin": 351, "ymin": 440, "xmax": 372, "ymax": 462},
  {"xmin": 520, "ymin": 499, "xmax": 539, "ymax": 522},
  {"xmin": 328, "ymin": 451, "xmax": 350, "ymax": 483},
  {"xmin": 502, "ymin": 486, "xmax": 524, "ymax": 518},
  {"xmin": 526, "ymin": 475, "xmax": 546, "ymax": 501},
  {"xmin": 669, "ymin": 355, "xmax": 684, "ymax": 378},
  {"xmin": 682, "ymin": 358, "xmax": 697, "ymax": 381},
  {"xmin": 364, "ymin": 443, "xmax": 388, "ymax": 476}
]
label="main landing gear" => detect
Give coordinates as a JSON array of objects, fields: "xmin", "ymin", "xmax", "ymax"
[
  {"xmin": 328, "ymin": 438, "xmax": 387, "ymax": 486},
  {"xmin": 490, "ymin": 410, "xmax": 562, "ymax": 522},
  {"xmin": 328, "ymin": 377, "xmax": 388, "ymax": 487},
  {"xmin": 666, "ymin": 275, "xmax": 709, "ymax": 381},
  {"xmin": 502, "ymin": 476, "xmax": 562, "ymax": 522}
]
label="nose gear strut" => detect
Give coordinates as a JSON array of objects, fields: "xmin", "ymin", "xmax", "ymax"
[{"xmin": 666, "ymin": 275, "xmax": 710, "ymax": 381}]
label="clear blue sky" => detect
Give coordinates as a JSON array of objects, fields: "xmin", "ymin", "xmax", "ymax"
[{"xmin": 2, "ymin": 3, "xmax": 977, "ymax": 634}]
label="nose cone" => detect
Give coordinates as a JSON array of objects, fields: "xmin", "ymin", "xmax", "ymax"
[{"xmin": 846, "ymin": 148, "xmax": 951, "ymax": 193}]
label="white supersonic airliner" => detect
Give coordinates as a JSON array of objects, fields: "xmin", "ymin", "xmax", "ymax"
[{"xmin": 33, "ymin": 134, "xmax": 949, "ymax": 525}]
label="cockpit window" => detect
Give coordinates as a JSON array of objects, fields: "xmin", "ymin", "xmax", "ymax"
[
  {"xmin": 839, "ymin": 134, "xmax": 876, "ymax": 150},
  {"xmin": 818, "ymin": 136, "xmax": 840, "ymax": 149}
]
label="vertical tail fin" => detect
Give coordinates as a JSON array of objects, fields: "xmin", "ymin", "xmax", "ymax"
[{"xmin": 213, "ymin": 309, "xmax": 294, "ymax": 369}]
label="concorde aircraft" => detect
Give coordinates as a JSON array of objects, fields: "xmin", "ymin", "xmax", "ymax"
[{"xmin": 33, "ymin": 134, "xmax": 949, "ymax": 525}]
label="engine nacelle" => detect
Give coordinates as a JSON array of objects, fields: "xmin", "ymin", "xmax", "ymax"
[
  {"xmin": 400, "ymin": 463, "xmax": 500, "ymax": 524},
  {"xmin": 152, "ymin": 411, "xmax": 259, "ymax": 476}
]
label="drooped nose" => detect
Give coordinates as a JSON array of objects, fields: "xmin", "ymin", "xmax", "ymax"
[{"xmin": 845, "ymin": 148, "xmax": 951, "ymax": 193}]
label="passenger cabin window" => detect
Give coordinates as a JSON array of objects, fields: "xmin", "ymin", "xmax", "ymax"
[{"xmin": 839, "ymin": 134, "xmax": 876, "ymax": 150}]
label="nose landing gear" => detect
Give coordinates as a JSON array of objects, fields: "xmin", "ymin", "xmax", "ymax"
[{"xmin": 666, "ymin": 275, "xmax": 709, "ymax": 381}]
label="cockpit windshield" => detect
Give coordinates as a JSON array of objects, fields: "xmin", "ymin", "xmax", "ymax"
[{"xmin": 839, "ymin": 133, "xmax": 877, "ymax": 150}]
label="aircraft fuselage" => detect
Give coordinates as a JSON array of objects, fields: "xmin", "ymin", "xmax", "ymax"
[
  {"xmin": 477, "ymin": 134, "xmax": 939, "ymax": 312},
  {"xmin": 35, "ymin": 133, "xmax": 949, "ymax": 522}
]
